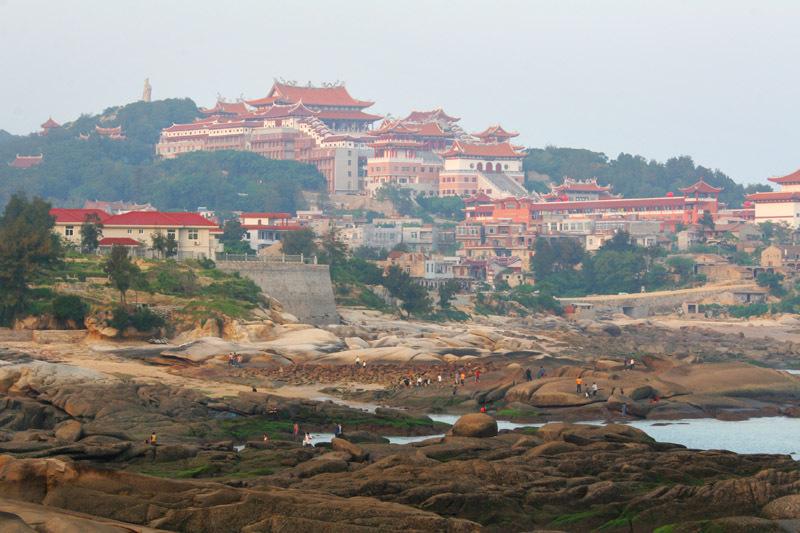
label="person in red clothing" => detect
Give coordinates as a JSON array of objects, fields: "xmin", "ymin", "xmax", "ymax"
[{"xmin": 479, "ymin": 405, "xmax": 487, "ymax": 413}]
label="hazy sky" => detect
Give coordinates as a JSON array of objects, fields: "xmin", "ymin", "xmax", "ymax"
[{"xmin": 1, "ymin": 0, "xmax": 797, "ymax": 184}]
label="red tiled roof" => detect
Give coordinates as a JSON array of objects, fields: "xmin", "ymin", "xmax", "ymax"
[
  {"xmin": 200, "ymin": 101, "xmax": 249, "ymax": 116},
  {"xmin": 164, "ymin": 123, "xmax": 210, "ymax": 132},
  {"xmin": 415, "ymin": 122, "xmax": 450, "ymax": 137},
  {"xmin": 103, "ymin": 211, "xmax": 219, "ymax": 227},
  {"xmin": 95, "ymin": 125, "xmax": 122, "ymax": 134},
  {"xmin": 266, "ymin": 82, "xmax": 374, "ymax": 108},
  {"xmin": 746, "ymin": 191, "xmax": 800, "ymax": 202},
  {"xmin": 245, "ymin": 95, "xmax": 279, "ymax": 107},
  {"xmin": 254, "ymin": 102, "xmax": 317, "ymax": 119},
  {"xmin": 314, "ymin": 109, "xmax": 382, "ymax": 121},
  {"xmin": 768, "ymin": 168, "xmax": 800, "ymax": 184},
  {"xmin": 98, "ymin": 237, "xmax": 142, "ymax": 246},
  {"xmin": 41, "ymin": 117, "xmax": 60, "ymax": 129},
  {"xmin": 678, "ymin": 179, "xmax": 723, "ymax": 194},
  {"xmin": 464, "ymin": 192, "xmax": 494, "ymax": 204},
  {"xmin": 403, "ymin": 108, "xmax": 460, "ymax": 123},
  {"xmin": 50, "ymin": 208, "xmax": 110, "ymax": 223},
  {"xmin": 442, "ymin": 141, "xmax": 525, "ymax": 158},
  {"xmin": 9, "ymin": 154, "xmax": 43, "ymax": 169},
  {"xmin": 240, "ymin": 212, "xmax": 292, "ymax": 219},
  {"xmin": 473, "ymin": 124, "xmax": 518, "ymax": 139}
]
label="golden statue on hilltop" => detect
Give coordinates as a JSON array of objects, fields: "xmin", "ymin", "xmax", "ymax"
[{"xmin": 142, "ymin": 78, "xmax": 152, "ymax": 102}]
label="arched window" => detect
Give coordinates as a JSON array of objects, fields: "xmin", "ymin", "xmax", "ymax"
[
  {"xmin": 495, "ymin": 163, "xmax": 502, "ymax": 172},
  {"xmin": 477, "ymin": 162, "xmax": 483, "ymax": 171}
]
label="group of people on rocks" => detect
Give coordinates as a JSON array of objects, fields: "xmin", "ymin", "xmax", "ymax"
[
  {"xmin": 227, "ymin": 353, "xmax": 244, "ymax": 367},
  {"xmin": 353, "ymin": 356, "xmax": 367, "ymax": 369},
  {"xmin": 398, "ymin": 367, "xmax": 483, "ymax": 390},
  {"xmin": 524, "ymin": 366, "xmax": 546, "ymax": 381}
]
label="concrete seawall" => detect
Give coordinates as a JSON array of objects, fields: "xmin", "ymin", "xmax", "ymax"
[{"xmin": 216, "ymin": 261, "xmax": 339, "ymax": 325}]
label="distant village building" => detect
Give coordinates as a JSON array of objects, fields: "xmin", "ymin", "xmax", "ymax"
[
  {"xmin": 238, "ymin": 212, "xmax": 302, "ymax": 251},
  {"xmin": 8, "ymin": 154, "xmax": 43, "ymax": 169},
  {"xmin": 761, "ymin": 244, "xmax": 800, "ymax": 272},
  {"xmin": 746, "ymin": 168, "xmax": 800, "ymax": 227}
]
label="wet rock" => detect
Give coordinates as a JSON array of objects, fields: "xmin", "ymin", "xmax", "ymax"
[
  {"xmin": 54, "ymin": 420, "xmax": 83, "ymax": 442},
  {"xmin": 763, "ymin": 494, "xmax": 800, "ymax": 519},
  {"xmin": 331, "ymin": 438, "xmax": 368, "ymax": 462},
  {"xmin": 450, "ymin": 413, "xmax": 497, "ymax": 438}
]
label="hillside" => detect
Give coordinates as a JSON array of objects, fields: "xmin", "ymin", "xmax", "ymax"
[
  {"xmin": 523, "ymin": 146, "xmax": 769, "ymax": 207},
  {"xmin": 0, "ymin": 99, "xmax": 326, "ymax": 212}
]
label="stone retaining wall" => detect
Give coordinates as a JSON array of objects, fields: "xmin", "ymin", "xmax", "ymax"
[{"xmin": 216, "ymin": 262, "xmax": 339, "ymax": 325}]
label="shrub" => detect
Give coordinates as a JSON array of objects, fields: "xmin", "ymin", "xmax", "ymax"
[
  {"xmin": 51, "ymin": 294, "xmax": 89, "ymax": 323},
  {"xmin": 108, "ymin": 305, "xmax": 165, "ymax": 332}
]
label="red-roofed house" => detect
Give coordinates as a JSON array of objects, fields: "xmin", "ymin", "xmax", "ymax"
[
  {"xmin": 747, "ymin": 168, "xmax": 800, "ymax": 227},
  {"xmin": 543, "ymin": 178, "xmax": 617, "ymax": 202},
  {"xmin": 50, "ymin": 208, "xmax": 110, "ymax": 245},
  {"xmin": 439, "ymin": 141, "xmax": 528, "ymax": 199},
  {"xmin": 99, "ymin": 211, "xmax": 221, "ymax": 258}
]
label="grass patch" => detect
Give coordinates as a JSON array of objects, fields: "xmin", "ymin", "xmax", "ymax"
[
  {"xmin": 219, "ymin": 419, "xmax": 294, "ymax": 441},
  {"xmin": 550, "ymin": 509, "xmax": 601, "ymax": 526},
  {"xmin": 496, "ymin": 407, "xmax": 539, "ymax": 418},
  {"xmin": 598, "ymin": 511, "xmax": 637, "ymax": 530}
]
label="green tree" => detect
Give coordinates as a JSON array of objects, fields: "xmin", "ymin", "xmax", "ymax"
[
  {"xmin": 384, "ymin": 265, "xmax": 432, "ymax": 316},
  {"xmin": 756, "ymin": 271, "xmax": 786, "ymax": 297},
  {"xmin": 699, "ymin": 210, "xmax": 715, "ymax": 230},
  {"xmin": 0, "ymin": 194, "xmax": 63, "ymax": 324},
  {"xmin": 319, "ymin": 228, "xmax": 348, "ymax": 266},
  {"xmin": 377, "ymin": 185, "xmax": 415, "ymax": 216},
  {"xmin": 438, "ymin": 280, "xmax": 461, "ymax": 309},
  {"xmin": 666, "ymin": 256, "xmax": 696, "ymax": 284},
  {"xmin": 151, "ymin": 233, "xmax": 167, "ymax": 258},
  {"xmin": 103, "ymin": 245, "xmax": 141, "ymax": 306},
  {"xmin": 220, "ymin": 219, "xmax": 252, "ymax": 254},
  {"xmin": 164, "ymin": 234, "xmax": 178, "ymax": 258},
  {"xmin": 600, "ymin": 231, "xmax": 635, "ymax": 252},
  {"xmin": 80, "ymin": 212, "xmax": 103, "ymax": 253},
  {"xmin": 280, "ymin": 228, "xmax": 317, "ymax": 257}
]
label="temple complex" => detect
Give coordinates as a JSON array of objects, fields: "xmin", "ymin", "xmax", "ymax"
[
  {"xmin": 747, "ymin": 168, "xmax": 800, "ymax": 227},
  {"xmin": 541, "ymin": 177, "xmax": 618, "ymax": 202}
]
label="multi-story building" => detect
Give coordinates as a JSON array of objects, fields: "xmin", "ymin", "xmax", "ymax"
[
  {"xmin": 156, "ymin": 83, "xmax": 378, "ymax": 194},
  {"xmin": 746, "ymin": 168, "xmax": 800, "ymax": 227},
  {"xmin": 439, "ymin": 141, "xmax": 528, "ymax": 198},
  {"xmin": 238, "ymin": 212, "xmax": 302, "ymax": 251},
  {"xmin": 365, "ymin": 121, "xmax": 443, "ymax": 196}
]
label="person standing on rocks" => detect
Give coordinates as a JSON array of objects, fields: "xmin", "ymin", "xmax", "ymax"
[
  {"xmin": 293, "ymin": 422, "xmax": 300, "ymax": 441},
  {"xmin": 437, "ymin": 374, "xmax": 442, "ymax": 386},
  {"xmin": 149, "ymin": 432, "xmax": 157, "ymax": 446},
  {"xmin": 525, "ymin": 368, "xmax": 532, "ymax": 381},
  {"xmin": 334, "ymin": 423, "xmax": 342, "ymax": 438},
  {"xmin": 591, "ymin": 382, "xmax": 599, "ymax": 396},
  {"xmin": 576, "ymin": 377, "xmax": 583, "ymax": 394},
  {"xmin": 355, "ymin": 356, "xmax": 361, "ymax": 367},
  {"xmin": 475, "ymin": 369, "xmax": 481, "ymax": 383},
  {"xmin": 303, "ymin": 433, "xmax": 313, "ymax": 447},
  {"xmin": 537, "ymin": 366, "xmax": 545, "ymax": 379},
  {"xmin": 460, "ymin": 371, "xmax": 466, "ymax": 385}
]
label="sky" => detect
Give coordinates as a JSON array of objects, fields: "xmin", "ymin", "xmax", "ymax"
[{"xmin": 0, "ymin": 0, "xmax": 797, "ymax": 184}]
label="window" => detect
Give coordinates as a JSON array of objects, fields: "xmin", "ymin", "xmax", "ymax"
[
  {"xmin": 127, "ymin": 229, "xmax": 133, "ymax": 234},
  {"xmin": 65, "ymin": 226, "xmax": 74, "ymax": 236},
  {"xmin": 188, "ymin": 229, "xmax": 199, "ymax": 240},
  {"xmin": 167, "ymin": 230, "xmax": 176, "ymax": 240},
  {"xmin": 139, "ymin": 229, "xmax": 144, "ymax": 234}
]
